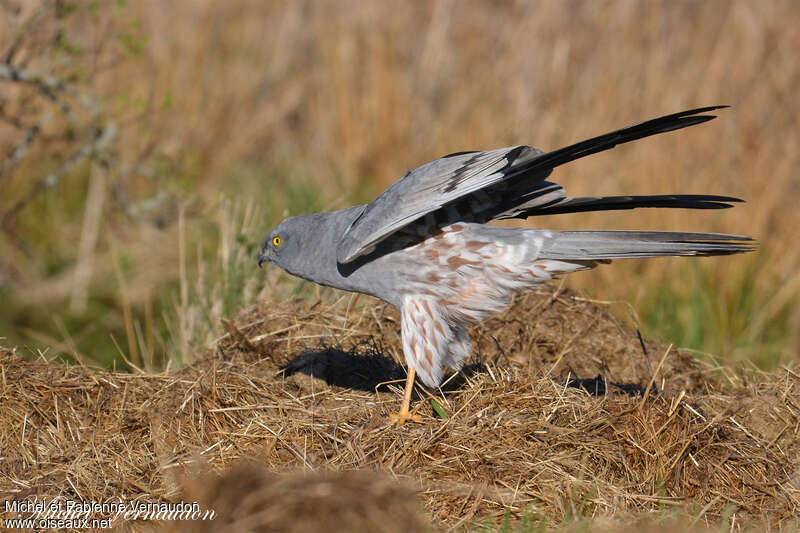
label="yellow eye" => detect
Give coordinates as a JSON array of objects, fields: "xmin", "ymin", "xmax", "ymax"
[{"xmin": 272, "ymin": 236, "xmax": 282, "ymax": 247}]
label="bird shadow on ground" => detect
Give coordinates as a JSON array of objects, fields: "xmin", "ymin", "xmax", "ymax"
[
  {"xmin": 281, "ymin": 346, "xmax": 405, "ymax": 393},
  {"xmin": 281, "ymin": 344, "xmax": 651, "ymax": 398},
  {"xmin": 281, "ymin": 344, "xmax": 485, "ymax": 396},
  {"xmin": 562, "ymin": 373, "xmax": 656, "ymax": 397}
]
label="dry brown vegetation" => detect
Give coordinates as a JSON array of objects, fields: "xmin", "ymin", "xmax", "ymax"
[
  {"xmin": 2, "ymin": 290, "xmax": 798, "ymax": 531},
  {"xmin": 0, "ymin": 0, "xmax": 799, "ymax": 365}
]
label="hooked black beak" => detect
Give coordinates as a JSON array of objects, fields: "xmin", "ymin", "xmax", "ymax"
[{"xmin": 257, "ymin": 251, "xmax": 267, "ymax": 268}]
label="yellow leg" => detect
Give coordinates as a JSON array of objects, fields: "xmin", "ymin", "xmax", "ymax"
[{"xmin": 390, "ymin": 367, "xmax": 423, "ymax": 424}]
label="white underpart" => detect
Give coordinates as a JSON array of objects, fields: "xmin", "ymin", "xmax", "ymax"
[
  {"xmin": 400, "ymin": 295, "xmax": 453, "ymax": 387},
  {"xmin": 399, "ymin": 224, "xmax": 596, "ymax": 387}
]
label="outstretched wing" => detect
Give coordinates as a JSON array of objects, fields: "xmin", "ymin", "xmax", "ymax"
[
  {"xmin": 337, "ymin": 106, "xmax": 732, "ymax": 264},
  {"xmin": 337, "ymin": 145, "xmax": 547, "ymax": 263}
]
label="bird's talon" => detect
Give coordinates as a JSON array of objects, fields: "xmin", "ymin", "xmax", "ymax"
[{"xmin": 389, "ymin": 412, "xmax": 424, "ymax": 425}]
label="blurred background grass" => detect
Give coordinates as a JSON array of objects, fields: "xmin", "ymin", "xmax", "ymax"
[{"xmin": 0, "ymin": 0, "xmax": 797, "ymax": 370}]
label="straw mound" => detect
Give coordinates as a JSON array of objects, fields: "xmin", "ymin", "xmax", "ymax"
[{"xmin": 1, "ymin": 289, "xmax": 798, "ymax": 531}]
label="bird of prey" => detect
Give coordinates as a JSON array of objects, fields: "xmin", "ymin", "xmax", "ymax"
[{"xmin": 258, "ymin": 106, "xmax": 753, "ymax": 423}]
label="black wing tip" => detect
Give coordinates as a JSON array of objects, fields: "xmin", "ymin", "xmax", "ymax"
[
  {"xmin": 523, "ymin": 194, "xmax": 747, "ymax": 217},
  {"xmin": 641, "ymin": 105, "xmax": 730, "ymax": 125},
  {"xmin": 682, "ymin": 104, "xmax": 730, "ymax": 113},
  {"xmin": 668, "ymin": 194, "xmax": 745, "ymax": 203},
  {"xmin": 673, "ymin": 105, "xmax": 730, "ymax": 118},
  {"xmin": 522, "ymin": 105, "xmax": 732, "ymax": 173},
  {"xmin": 659, "ymin": 105, "xmax": 730, "ymax": 128},
  {"xmin": 684, "ymin": 195, "xmax": 746, "ymax": 209},
  {"xmin": 693, "ymin": 195, "xmax": 746, "ymax": 209},
  {"xmin": 639, "ymin": 106, "xmax": 729, "ymax": 133}
]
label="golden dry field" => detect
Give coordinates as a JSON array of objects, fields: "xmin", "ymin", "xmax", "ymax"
[{"xmin": 1, "ymin": 1, "xmax": 799, "ymax": 531}]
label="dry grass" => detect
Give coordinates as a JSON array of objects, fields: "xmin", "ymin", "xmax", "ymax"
[
  {"xmin": 1, "ymin": 0, "xmax": 799, "ymax": 366},
  {"xmin": 2, "ymin": 290, "xmax": 798, "ymax": 531}
]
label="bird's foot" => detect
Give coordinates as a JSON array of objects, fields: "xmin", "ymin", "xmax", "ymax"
[
  {"xmin": 389, "ymin": 411, "xmax": 424, "ymax": 425},
  {"xmin": 390, "ymin": 366, "xmax": 423, "ymax": 424}
]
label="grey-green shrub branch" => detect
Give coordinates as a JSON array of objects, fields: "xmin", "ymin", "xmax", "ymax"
[
  {"xmin": 1, "ymin": 122, "xmax": 116, "ymax": 230},
  {"xmin": 0, "ymin": 55, "xmax": 106, "ymax": 195},
  {"xmin": 2, "ymin": 2, "xmax": 50, "ymax": 64},
  {"xmin": 0, "ymin": 61, "xmax": 98, "ymax": 121},
  {"xmin": 0, "ymin": 113, "xmax": 48, "ymax": 184},
  {"xmin": 0, "ymin": 58, "xmax": 108, "ymax": 208}
]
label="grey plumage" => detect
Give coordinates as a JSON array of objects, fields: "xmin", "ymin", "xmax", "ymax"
[
  {"xmin": 537, "ymin": 230, "xmax": 753, "ymax": 259},
  {"xmin": 334, "ymin": 106, "xmax": 741, "ymax": 264},
  {"xmin": 258, "ymin": 106, "xmax": 753, "ymax": 405}
]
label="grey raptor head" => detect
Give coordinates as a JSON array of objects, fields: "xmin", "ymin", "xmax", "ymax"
[
  {"xmin": 258, "ymin": 206, "xmax": 369, "ymax": 269},
  {"xmin": 258, "ymin": 205, "xmax": 385, "ymax": 295},
  {"xmin": 258, "ymin": 208, "xmax": 367, "ymax": 281},
  {"xmin": 257, "ymin": 214, "xmax": 311, "ymax": 271}
]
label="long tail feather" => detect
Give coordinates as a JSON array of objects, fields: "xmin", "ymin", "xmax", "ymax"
[{"xmin": 538, "ymin": 230, "xmax": 755, "ymax": 260}]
